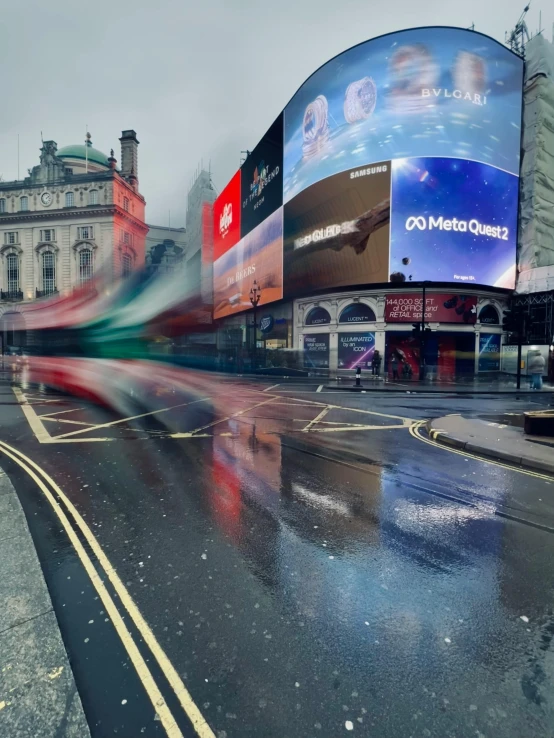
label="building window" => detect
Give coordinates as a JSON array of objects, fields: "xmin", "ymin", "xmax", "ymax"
[
  {"xmin": 79, "ymin": 249, "xmax": 93, "ymax": 284},
  {"xmin": 6, "ymin": 253, "xmax": 20, "ymax": 293},
  {"xmin": 88, "ymin": 190, "xmax": 99, "ymax": 205},
  {"xmin": 20, "ymin": 196, "xmax": 28, "ymax": 211},
  {"xmin": 65, "ymin": 191, "xmax": 74, "ymax": 207},
  {"xmin": 77, "ymin": 226, "xmax": 93, "ymax": 240},
  {"xmin": 42, "ymin": 251, "xmax": 56, "ymax": 294},
  {"xmin": 123, "ymin": 197, "xmax": 129, "ymax": 212},
  {"xmin": 40, "ymin": 229, "xmax": 55, "ymax": 242},
  {"xmin": 123, "ymin": 231, "xmax": 132, "ymax": 245},
  {"xmin": 0, "ymin": 199, "xmax": 5, "ymax": 213},
  {"xmin": 4, "ymin": 232, "xmax": 18, "ymax": 245},
  {"xmin": 122, "ymin": 253, "xmax": 133, "ymax": 277}
]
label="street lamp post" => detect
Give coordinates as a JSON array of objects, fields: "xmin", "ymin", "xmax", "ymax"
[{"xmin": 249, "ymin": 280, "xmax": 261, "ymax": 370}]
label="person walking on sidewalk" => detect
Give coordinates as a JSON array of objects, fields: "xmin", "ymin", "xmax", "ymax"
[
  {"xmin": 528, "ymin": 350, "xmax": 545, "ymax": 390},
  {"xmin": 371, "ymin": 350, "xmax": 382, "ymax": 376}
]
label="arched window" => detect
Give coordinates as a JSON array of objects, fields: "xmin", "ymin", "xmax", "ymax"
[
  {"xmin": 79, "ymin": 249, "xmax": 93, "ymax": 284},
  {"xmin": 88, "ymin": 189, "xmax": 99, "ymax": 205},
  {"xmin": 0, "ymin": 199, "xmax": 6, "ymax": 213},
  {"xmin": 20, "ymin": 196, "xmax": 28, "ymax": 211},
  {"xmin": 65, "ymin": 191, "xmax": 74, "ymax": 207},
  {"xmin": 338, "ymin": 303, "xmax": 376, "ymax": 324},
  {"xmin": 6, "ymin": 254, "xmax": 20, "ymax": 294},
  {"xmin": 42, "ymin": 251, "xmax": 56, "ymax": 294},
  {"xmin": 479, "ymin": 305, "xmax": 500, "ymax": 325},
  {"xmin": 122, "ymin": 253, "xmax": 132, "ymax": 277},
  {"xmin": 305, "ymin": 306, "xmax": 331, "ymax": 325}
]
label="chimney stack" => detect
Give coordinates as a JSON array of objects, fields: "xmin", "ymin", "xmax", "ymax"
[{"xmin": 119, "ymin": 130, "xmax": 139, "ymax": 191}]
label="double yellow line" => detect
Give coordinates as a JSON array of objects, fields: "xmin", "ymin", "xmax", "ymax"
[
  {"xmin": 0, "ymin": 438, "xmax": 215, "ymax": 738},
  {"xmin": 409, "ymin": 420, "xmax": 554, "ymax": 481}
]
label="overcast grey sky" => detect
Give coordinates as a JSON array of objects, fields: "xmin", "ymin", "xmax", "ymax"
[{"xmin": 1, "ymin": 0, "xmax": 552, "ymax": 227}]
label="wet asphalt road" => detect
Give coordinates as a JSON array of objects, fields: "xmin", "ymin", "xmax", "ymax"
[{"xmin": 1, "ymin": 369, "xmax": 554, "ymax": 738}]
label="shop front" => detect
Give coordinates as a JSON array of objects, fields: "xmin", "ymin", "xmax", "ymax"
[{"xmin": 294, "ymin": 288, "xmax": 507, "ymax": 379}]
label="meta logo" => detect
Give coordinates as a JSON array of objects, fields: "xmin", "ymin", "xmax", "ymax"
[
  {"xmin": 219, "ymin": 203, "xmax": 233, "ymax": 237},
  {"xmin": 404, "ymin": 215, "xmax": 509, "ymax": 240}
]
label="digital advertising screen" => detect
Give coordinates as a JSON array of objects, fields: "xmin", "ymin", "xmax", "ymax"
[
  {"xmin": 213, "ymin": 170, "xmax": 242, "ymax": 261},
  {"xmin": 389, "ymin": 157, "xmax": 519, "ymax": 288},
  {"xmin": 213, "ymin": 207, "xmax": 283, "ymax": 320},
  {"xmin": 283, "ymin": 162, "xmax": 391, "ymax": 298},
  {"xmin": 241, "ymin": 115, "xmax": 283, "ymax": 238},
  {"xmin": 283, "ymin": 26, "xmax": 523, "ymax": 203},
  {"xmin": 213, "ymin": 27, "xmax": 523, "ymax": 318},
  {"xmin": 338, "ymin": 332, "xmax": 376, "ymax": 369}
]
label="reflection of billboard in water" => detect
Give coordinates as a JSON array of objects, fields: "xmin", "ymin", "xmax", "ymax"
[
  {"xmin": 283, "ymin": 163, "xmax": 390, "ymax": 297},
  {"xmin": 213, "ymin": 207, "xmax": 283, "ymax": 320},
  {"xmin": 389, "ymin": 157, "xmax": 518, "ymax": 288},
  {"xmin": 283, "ymin": 27, "xmax": 523, "ymax": 203}
]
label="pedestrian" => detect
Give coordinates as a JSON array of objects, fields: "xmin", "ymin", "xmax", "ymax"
[
  {"xmin": 371, "ymin": 349, "xmax": 382, "ymax": 376},
  {"xmin": 528, "ymin": 350, "xmax": 545, "ymax": 390},
  {"xmin": 402, "ymin": 360, "xmax": 413, "ymax": 380},
  {"xmin": 390, "ymin": 353, "xmax": 399, "ymax": 380}
]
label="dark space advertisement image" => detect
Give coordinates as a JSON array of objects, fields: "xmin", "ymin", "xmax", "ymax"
[
  {"xmin": 241, "ymin": 115, "xmax": 284, "ymax": 238},
  {"xmin": 389, "ymin": 157, "xmax": 519, "ymax": 287},
  {"xmin": 283, "ymin": 26, "xmax": 523, "ymax": 204}
]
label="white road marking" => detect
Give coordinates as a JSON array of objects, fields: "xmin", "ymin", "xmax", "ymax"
[
  {"xmin": 263, "ymin": 384, "xmax": 280, "ymax": 392},
  {"xmin": 302, "ymin": 407, "xmax": 330, "ymax": 432},
  {"xmin": 316, "ymin": 385, "xmax": 324, "ymax": 393}
]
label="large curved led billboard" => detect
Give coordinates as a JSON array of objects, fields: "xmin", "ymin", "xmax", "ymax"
[{"xmin": 213, "ymin": 27, "xmax": 523, "ymax": 319}]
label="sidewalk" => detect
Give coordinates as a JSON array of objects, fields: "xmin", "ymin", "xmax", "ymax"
[
  {"xmin": 325, "ymin": 376, "xmax": 554, "ymax": 394},
  {"xmin": 0, "ymin": 468, "xmax": 90, "ymax": 737},
  {"xmin": 426, "ymin": 414, "xmax": 554, "ymax": 474}
]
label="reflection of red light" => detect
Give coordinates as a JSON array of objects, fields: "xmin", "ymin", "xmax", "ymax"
[{"xmin": 211, "ymin": 456, "xmax": 242, "ymax": 541}]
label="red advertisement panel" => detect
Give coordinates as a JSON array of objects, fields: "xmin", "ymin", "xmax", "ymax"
[
  {"xmin": 385, "ymin": 293, "xmax": 477, "ymax": 324},
  {"xmin": 213, "ymin": 170, "xmax": 241, "ymax": 261}
]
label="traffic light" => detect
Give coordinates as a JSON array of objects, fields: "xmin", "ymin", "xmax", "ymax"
[{"xmin": 502, "ymin": 306, "xmax": 526, "ymax": 336}]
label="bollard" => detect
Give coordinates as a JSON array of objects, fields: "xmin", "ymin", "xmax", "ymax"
[{"xmin": 355, "ymin": 367, "xmax": 361, "ymax": 387}]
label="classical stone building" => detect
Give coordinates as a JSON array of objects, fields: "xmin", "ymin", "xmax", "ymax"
[{"xmin": 0, "ymin": 130, "xmax": 147, "ymax": 306}]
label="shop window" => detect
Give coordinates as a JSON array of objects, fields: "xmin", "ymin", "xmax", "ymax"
[
  {"xmin": 479, "ymin": 305, "xmax": 500, "ymax": 325},
  {"xmin": 305, "ymin": 306, "xmax": 331, "ymax": 326},
  {"xmin": 338, "ymin": 303, "xmax": 376, "ymax": 324}
]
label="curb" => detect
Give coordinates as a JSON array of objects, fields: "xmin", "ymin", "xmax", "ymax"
[
  {"xmin": 0, "ymin": 468, "xmax": 91, "ymax": 737},
  {"xmin": 326, "ymin": 386, "xmax": 553, "ymax": 395},
  {"xmin": 425, "ymin": 420, "xmax": 554, "ymax": 475}
]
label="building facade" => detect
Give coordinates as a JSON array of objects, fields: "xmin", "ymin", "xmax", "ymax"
[
  {"xmin": 145, "ymin": 224, "xmax": 186, "ymax": 275},
  {"xmin": 0, "ymin": 130, "xmax": 147, "ymax": 310}
]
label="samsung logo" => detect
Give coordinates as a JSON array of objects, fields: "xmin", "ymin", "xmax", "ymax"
[{"xmin": 350, "ymin": 165, "xmax": 388, "ymax": 179}]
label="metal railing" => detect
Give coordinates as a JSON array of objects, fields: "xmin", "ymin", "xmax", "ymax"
[
  {"xmin": 36, "ymin": 288, "xmax": 58, "ymax": 299},
  {"xmin": 0, "ymin": 290, "xmax": 23, "ymax": 301}
]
